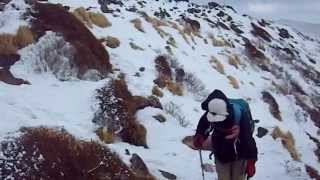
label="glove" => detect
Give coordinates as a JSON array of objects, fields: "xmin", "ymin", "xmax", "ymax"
[
  {"xmin": 193, "ymin": 134, "xmax": 205, "ymax": 149},
  {"xmin": 246, "ymin": 160, "xmax": 256, "ymax": 177},
  {"xmin": 225, "ymin": 125, "xmax": 240, "ymax": 139}
]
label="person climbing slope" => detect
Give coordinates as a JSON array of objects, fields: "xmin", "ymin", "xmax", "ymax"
[{"xmin": 193, "ymin": 89, "xmax": 258, "ymax": 180}]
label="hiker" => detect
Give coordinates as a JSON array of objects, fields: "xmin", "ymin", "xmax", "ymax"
[{"xmin": 193, "ymin": 89, "xmax": 258, "ymax": 180}]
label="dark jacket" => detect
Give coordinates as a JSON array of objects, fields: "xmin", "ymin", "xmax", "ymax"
[{"xmin": 196, "ymin": 90, "xmax": 258, "ymax": 163}]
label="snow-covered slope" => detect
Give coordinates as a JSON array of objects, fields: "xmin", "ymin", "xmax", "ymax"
[
  {"xmin": 278, "ymin": 19, "xmax": 320, "ymax": 39},
  {"xmin": 1, "ymin": 0, "xmax": 320, "ymax": 179}
]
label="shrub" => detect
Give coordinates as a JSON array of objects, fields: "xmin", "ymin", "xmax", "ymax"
[
  {"xmin": 89, "ymin": 12, "xmax": 111, "ymax": 28},
  {"xmin": 167, "ymin": 81, "xmax": 183, "ymax": 96},
  {"xmin": 130, "ymin": 18, "xmax": 145, "ymax": 33},
  {"xmin": 227, "ymin": 75, "xmax": 240, "ymax": 89},
  {"xmin": 228, "ymin": 54, "xmax": 240, "ymax": 69},
  {"xmin": 184, "ymin": 72, "xmax": 208, "ymax": 101},
  {"xmin": 152, "ymin": 85, "xmax": 163, "ymax": 97},
  {"xmin": 130, "ymin": 42, "xmax": 144, "ymax": 50},
  {"xmin": 164, "ymin": 102, "xmax": 189, "ymax": 127},
  {"xmin": 95, "ymin": 127, "xmax": 115, "ymax": 144},
  {"xmin": 105, "ymin": 36, "xmax": 120, "ymax": 48},
  {"xmin": 305, "ymin": 165, "xmax": 320, "ymax": 180},
  {"xmin": 15, "ymin": 26, "xmax": 34, "ymax": 48},
  {"xmin": 209, "ymin": 56, "xmax": 225, "ymax": 74},
  {"xmin": 0, "ymin": 127, "xmax": 143, "ymax": 179},
  {"xmin": 93, "ymin": 79, "xmax": 159, "ymax": 148},
  {"xmin": 0, "ymin": 33, "xmax": 17, "ymax": 55},
  {"xmin": 271, "ymin": 127, "xmax": 300, "ymax": 161}
]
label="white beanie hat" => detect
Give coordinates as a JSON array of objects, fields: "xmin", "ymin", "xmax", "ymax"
[{"xmin": 206, "ymin": 98, "xmax": 229, "ymax": 122}]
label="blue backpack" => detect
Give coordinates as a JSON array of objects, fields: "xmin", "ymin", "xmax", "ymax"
[{"xmin": 229, "ymin": 98, "xmax": 255, "ymax": 134}]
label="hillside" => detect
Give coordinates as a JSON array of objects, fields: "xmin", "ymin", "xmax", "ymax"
[{"xmin": 0, "ymin": 0, "xmax": 320, "ymax": 179}]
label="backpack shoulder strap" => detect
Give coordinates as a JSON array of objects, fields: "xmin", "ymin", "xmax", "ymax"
[
  {"xmin": 232, "ymin": 103, "xmax": 242, "ymax": 125},
  {"xmin": 229, "ymin": 98, "xmax": 246, "ymax": 125}
]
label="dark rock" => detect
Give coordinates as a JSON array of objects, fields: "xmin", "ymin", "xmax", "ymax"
[
  {"xmin": 139, "ymin": 67, "xmax": 145, "ymax": 72},
  {"xmin": 174, "ymin": 0, "xmax": 189, "ymax": 2},
  {"xmin": 217, "ymin": 11, "xmax": 225, "ymax": 17},
  {"xmin": 159, "ymin": 170, "xmax": 177, "ymax": 180},
  {"xmin": 256, "ymin": 127, "xmax": 268, "ymax": 138},
  {"xmin": 98, "ymin": 0, "xmax": 123, "ymax": 6},
  {"xmin": 0, "ymin": 54, "xmax": 20, "ymax": 68},
  {"xmin": 100, "ymin": 5, "xmax": 114, "ymax": 13},
  {"xmin": 226, "ymin": 15, "xmax": 232, "ymax": 21},
  {"xmin": 282, "ymin": 47, "xmax": 295, "ymax": 58},
  {"xmin": 208, "ymin": 2, "xmax": 220, "ymax": 9},
  {"xmin": 251, "ymin": 23, "xmax": 272, "ymax": 42},
  {"xmin": 204, "ymin": 18, "xmax": 215, "ymax": 25},
  {"xmin": 130, "ymin": 154, "xmax": 151, "ymax": 176},
  {"xmin": 279, "ymin": 28, "xmax": 291, "ymax": 39},
  {"xmin": 258, "ymin": 19, "xmax": 270, "ymax": 27},
  {"xmin": 134, "ymin": 72, "xmax": 140, "ymax": 77},
  {"xmin": 126, "ymin": 6, "xmax": 137, "ymax": 12},
  {"xmin": 153, "ymin": 114, "xmax": 166, "ymax": 123},
  {"xmin": 187, "ymin": 8, "xmax": 201, "ymax": 14},
  {"xmin": 225, "ymin": 5, "xmax": 236, "ymax": 13},
  {"xmin": 125, "ymin": 149, "xmax": 131, "ymax": 155},
  {"xmin": 307, "ymin": 57, "xmax": 316, "ymax": 64},
  {"xmin": 230, "ymin": 23, "xmax": 243, "ymax": 34},
  {"xmin": 154, "ymin": 8, "xmax": 171, "ymax": 19},
  {"xmin": 0, "ymin": 68, "xmax": 30, "ymax": 85},
  {"xmin": 217, "ymin": 21, "xmax": 230, "ymax": 30}
]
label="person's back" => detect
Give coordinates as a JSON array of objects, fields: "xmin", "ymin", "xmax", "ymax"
[{"xmin": 193, "ymin": 89, "xmax": 257, "ymax": 180}]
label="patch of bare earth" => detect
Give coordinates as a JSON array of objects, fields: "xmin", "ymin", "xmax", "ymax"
[{"xmin": 31, "ymin": 2, "xmax": 112, "ymax": 79}]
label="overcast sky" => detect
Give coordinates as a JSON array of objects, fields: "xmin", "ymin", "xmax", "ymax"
[{"xmin": 192, "ymin": 0, "xmax": 320, "ymax": 24}]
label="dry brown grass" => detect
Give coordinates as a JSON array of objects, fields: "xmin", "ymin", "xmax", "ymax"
[
  {"xmin": 104, "ymin": 36, "xmax": 120, "ymax": 48},
  {"xmin": 154, "ymin": 26, "xmax": 170, "ymax": 38},
  {"xmin": 262, "ymin": 91, "xmax": 282, "ymax": 121},
  {"xmin": 89, "ymin": 12, "xmax": 111, "ymax": 28},
  {"xmin": 73, "ymin": 8, "xmax": 111, "ymax": 28},
  {"xmin": 167, "ymin": 81, "xmax": 183, "ymax": 96},
  {"xmin": 0, "ymin": 26, "xmax": 34, "ymax": 55},
  {"xmin": 0, "ymin": 34, "xmax": 17, "ymax": 55},
  {"xmin": 227, "ymin": 75, "xmax": 240, "ymax": 89},
  {"xmin": 130, "ymin": 42, "xmax": 144, "ymax": 50},
  {"xmin": 73, "ymin": 7, "xmax": 93, "ymax": 28},
  {"xmin": 271, "ymin": 127, "xmax": 300, "ymax": 161},
  {"xmin": 0, "ymin": 127, "xmax": 153, "ymax": 179},
  {"xmin": 15, "ymin": 26, "xmax": 34, "ymax": 48},
  {"xmin": 209, "ymin": 56, "xmax": 225, "ymax": 74},
  {"xmin": 228, "ymin": 54, "xmax": 240, "ymax": 69},
  {"xmin": 95, "ymin": 127, "xmax": 115, "ymax": 144},
  {"xmin": 208, "ymin": 33, "xmax": 230, "ymax": 47},
  {"xmin": 152, "ymin": 85, "xmax": 164, "ymax": 97},
  {"xmin": 131, "ymin": 18, "xmax": 145, "ymax": 33}
]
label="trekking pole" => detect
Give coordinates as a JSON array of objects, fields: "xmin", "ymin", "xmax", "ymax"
[{"xmin": 198, "ymin": 150, "xmax": 205, "ymax": 180}]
